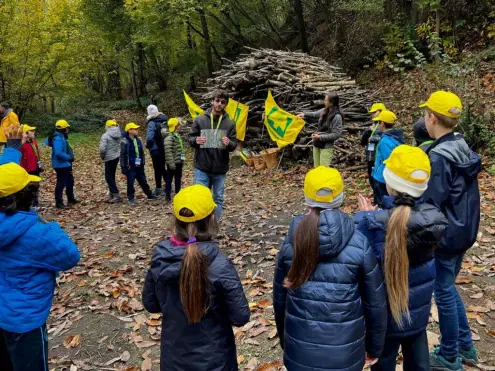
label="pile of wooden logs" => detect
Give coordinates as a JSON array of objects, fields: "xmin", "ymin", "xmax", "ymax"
[{"xmin": 192, "ymin": 47, "xmax": 376, "ymax": 167}]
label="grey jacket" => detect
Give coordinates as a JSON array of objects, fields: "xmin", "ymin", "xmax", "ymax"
[
  {"xmin": 99, "ymin": 126, "xmax": 122, "ymax": 162},
  {"xmin": 304, "ymin": 109, "xmax": 343, "ymax": 149}
]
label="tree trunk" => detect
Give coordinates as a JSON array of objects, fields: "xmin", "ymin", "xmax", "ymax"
[
  {"xmin": 293, "ymin": 0, "xmax": 309, "ymax": 53},
  {"xmin": 198, "ymin": 7, "xmax": 214, "ymax": 76},
  {"xmin": 42, "ymin": 97, "xmax": 47, "ymax": 113},
  {"xmin": 130, "ymin": 56, "xmax": 143, "ymax": 110},
  {"xmin": 137, "ymin": 42, "xmax": 146, "ymax": 96},
  {"xmin": 187, "ymin": 24, "xmax": 195, "ymax": 49},
  {"xmin": 107, "ymin": 64, "xmax": 122, "ymax": 99},
  {"xmin": 384, "ymin": 0, "xmax": 393, "ymax": 21},
  {"xmin": 50, "ymin": 96, "xmax": 55, "ymax": 113}
]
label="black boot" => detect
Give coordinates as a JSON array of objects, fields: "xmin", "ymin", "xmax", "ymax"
[
  {"xmin": 56, "ymin": 202, "xmax": 67, "ymax": 209},
  {"xmin": 68, "ymin": 198, "xmax": 80, "ymax": 206}
]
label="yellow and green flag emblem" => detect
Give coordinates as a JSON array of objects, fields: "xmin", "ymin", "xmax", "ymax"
[
  {"xmin": 264, "ymin": 91, "xmax": 305, "ymax": 148},
  {"xmin": 184, "ymin": 90, "xmax": 205, "ymax": 119}
]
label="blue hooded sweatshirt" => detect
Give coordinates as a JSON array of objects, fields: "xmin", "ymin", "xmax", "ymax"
[
  {"xmin": 372, "ymin": 129, "xmax": 405, "ymax": 184},
  {"xmin": 45, "ymin": 131, "xmax": 74, "ymax": 168}
]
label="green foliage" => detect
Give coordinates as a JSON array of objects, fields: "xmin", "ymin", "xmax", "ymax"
[{"xmin": 458, "ymin": 107, "xmax": 495, "ymax": 153}]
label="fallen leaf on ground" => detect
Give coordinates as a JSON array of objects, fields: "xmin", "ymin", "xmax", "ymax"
[
  {"xmin": 121, "ymin": 350, "xmax": 131, "ymax": 362},
  {"xmin": 104, "ymin": 356, "xmax": 122, "ymax": 366},
  {"xmin": 467, "ymin": 305, "xmax": 490, "ymax": 313},
  {"xmin": 456, "ymin": 276, "xmax": 473, "ymax": 284},
  {"xmin": 237, "ymin": 355, "xmax": 245, "ymax": 364},
  {"xmin": 141, "ymin": 358, "xmax": 152, "ymax": 371},
  {"xmin": 63, "ymin": 334, "xmax": 81, "ymax": 348}
]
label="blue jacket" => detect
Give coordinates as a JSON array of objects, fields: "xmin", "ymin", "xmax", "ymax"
[
  {"xmin": 0, "ymin": 147, "xmax": 80, "ymax": 334},
  {"xmin": 372, "ymin": 129, "xmax": 405, "ymax": 183},
  {"xmin": 355, "ymin": 197, "xmax": 448, "ymax": 338},
  {"xmin": 45, "ymin": 131, "xmax": 74, "ymax": 168},
  {"xmin": 142, "ymin": 239, "xmax": 250, "ymax": 371},
  {"xmin": 423, "ymin": 133, "xmax": 481, "ymax": 256},
  {"xmin": 120, "ymin": 133, "xmax": 146, "ymax": 174},
  {"xmin": 273, "ymin": 210, "xmax": 387, "ymax": 371},
  {"xmin": 146, "ymin": 113, "xmax": 168, "ymax": 157}
]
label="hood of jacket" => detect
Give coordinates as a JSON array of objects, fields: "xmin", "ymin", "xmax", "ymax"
[
  {"xmin": 107, "ymin": 126, "xmax": 122, "ymax": 140},
  {"xmin": 147, "ymin": 113, "xmax": 168, "ymax": 123},
  {"xmin": 46, "ymin": 131, "xmax": 66, "ymax": 148},
  {"xmin": 317, "ymin": 210, "xmax": 356, "ymax": 259},
  {"xmin": 383, "ymin": 128, "xmax": 405, "ymax": 143},
  {"xmin": 150, "ymin": 239, "xmax": 220, "ymax": 281},
  {"xmin": 431, "ymin": 134, "xmax": 481, "ymax": 180},
  {"xmin": 162, "ymin": 129, "xmax": 172, "ymax": 139},
  {"xmin": 0, "ymin": 211, "xmax": 39, "ymax": 249}
]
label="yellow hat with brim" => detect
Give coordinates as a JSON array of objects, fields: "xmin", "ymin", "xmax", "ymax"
[
  {"xmin": 173, "ymin": 184, "xmax": 217, "ymax": 222},
  {"xmin": 304, "ymin": 166, "xmax": 344, "ymax": 203},
  {"xmin": 168, "ymin": 118, "xmax": 180, "ymax": 132},
  {"xmin": 125, "ymin": 123, "xmax": 140, "ymax": 132},
  {"xmin": 419, "ymin": 90, "xmax": 463, "ymax": 119},
  {"xmin": 22, "ymin": 125, "xmax": 36, "ymax": 133},
  {"xmin": 372, "ymin": 109, "xmax": 397, "ymax": 125},
  {"xmin": 0, "ymin": 163, "xmax": 41, "ymax": 198},
  {"xmin": 369, "ymin": 103, "xmax": 386, "ymax": 113},
  {"xmin": 383, "ymin": 145, "xmax": 431, "ymax": 198},
  {"xmin": 55, "ymin": 120, "xmax": 70, "ymax": 129},
  {"xmin": 106, "ymin": 119, "xmax": 117, "ymax": 127}
]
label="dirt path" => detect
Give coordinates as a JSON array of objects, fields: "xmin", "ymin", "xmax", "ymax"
[{"xmin": 35, "ymin": 136, "xmax": 495, "ymax": 371}]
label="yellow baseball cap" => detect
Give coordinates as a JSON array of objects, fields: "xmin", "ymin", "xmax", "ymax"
[
  {"xmin": 173, "ymin": 185, "xmax": 217, "ymax": 222},
  {"xmin": 55, "ymin": 120, "xmax": 70, "ymax": 129},
  {"xmin": 369, "ymin": 103, "xmax": 387, "ymax": 113},
  {"xmin": 419, "ymin": 91, "xmax": 463, "ymax": 119},
  {"xmin": 304, "ymin": 166, "xmax": 344, "ymax": 203},
  {"xmin": 125, "ymin": 123, "xmax": 140, "ymax": 132},
  {"xmin": 168, "ymin": 118, "xmax": 180, "ymax": 132},
  {"xmin": 106, "ymin": 119, "xmax": 117, "ymax": 127},
  {"xmin": 383, "ymin": 145, "xmax": 431, "ymax": 198},
  {"xmin": 372, "ymin": 110, "xmax": 397, "ymax": 125},
  {"xmin": 22, "ymin": 124, "xmax": 36, "ymax": 133},
  {"xmin": 0, "ymin": 163, "xmax": 41, "ymax": 198}
]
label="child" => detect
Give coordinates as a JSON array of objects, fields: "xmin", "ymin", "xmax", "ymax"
[
  {"xmin": 46, "ymin": 120, "xmax": 79, "ymax": 209},
  {"xmin": 0, "ymin": 125, "xmax": 80, "ymax": 371},
  {"xmin": 356, "ymin": 145, "xmax": 448, "ymax": 371},
  {"xmin": 371, "ymin": 110, "xmax": 404, "ymax": 208},
  {"xmin": 146, "ymin": 104, "xmax": 168, "ymax": 197},
  {"xmin": 163, "ymin": 118, "xmax": 184, "ymax": 202},
  {"xmin": 120, "ymin": 123, "xmax": 157, "ymax": 206},
  {"xmin": 20, "ymin": 125, "xmax": 43, "ymax": 208},
  {"xmin": 99, "ymin": 119, "xmax": 123, "ymax": 203},
  {"xmin": 413, "ymin": 118, "xmax": 435, "ymax": 152},
  {"xmin": 142, "ymin": 184, "xmax": 250, "ymax": 370},
  {"xmin": 273, "ymin": 166, "xmax": 387, "ymax": 371},
  {"xmin": 420, "ymin": 91, "xmax": 481, "ymax": 370},
  {"xmin": 361, "ymin": 103, "xmax": 386, "ymax": 185},
  {"xmin": 296, "ymin": 93, "xmax": 344, "ymax": 167}
]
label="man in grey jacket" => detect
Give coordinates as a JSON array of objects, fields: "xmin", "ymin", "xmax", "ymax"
[{"xmin": 99, "ymin": 119, "xmax": 123, "ymax": 202}]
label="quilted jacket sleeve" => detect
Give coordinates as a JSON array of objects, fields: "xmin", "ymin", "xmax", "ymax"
[
  {"xmin": 53, "ymin": 137, "xmax": 72, "ymax": 161},
  {"xmin": 361, "ymin": 239, "xmax": 387, "ymax": 358},
  {"xmin": 99, "ymin": 134, "xmax": 107, "ymax": 160},
  {"xmin": 219, "ymin": 258, "xmax": 250, "ymax": 327},
  {"xmin": 273, "ymin": 242, "xmax": 288, "ymax": 349},
  {"xmin": 142, "ymin": 270, "xmax": 161, "ymax": 313},
  {"xmin": 319, "ymin": 114, "xmax": 343, "ymax": 143},
  {"xmin": 120, "ymin": 139, "xmax": 129, "ymax": 174},
  {"xmin": 164, "ymin": 135, "xmax": 175, "ymax": 169},
  {"xmin": 145, "ymin": 121, "xmax": 156, "ymax": 149},
  {"xmin": 303, "ymin": 109, "xmax": 324, "ymax": 123}
]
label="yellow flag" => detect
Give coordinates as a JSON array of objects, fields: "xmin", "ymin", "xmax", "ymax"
[
  {"xmin": 264, "ymin": 91, "xmax": 305, "ymax": 148},
  {"xmin": 225, "ymin": 99, "xmax": 249, "ymax": 141},
  {"xmin": 183, "ymin": 90, "xmax": 205, "ymax": 119}
]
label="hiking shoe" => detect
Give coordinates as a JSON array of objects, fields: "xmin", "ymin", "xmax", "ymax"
[
  {"xmin": 68, "ymin": 199, "xmax": 80, "ymax": 205},
  {"xmin": 128, "ymin": 199, "xmax": 136, "ymax": 206},
  {"xmin": 109, "ymin": 193, "xmax": 123, "ymax": 203},
  {"xmin": 459, "ymin": 346, "xmax": 478, "ymax": 366},
  {"xmin": 147, "ymin": 193, "xmax": 158, "ymax": 200},
  {"xmin": 154, "ymin": 188, "xmax": 163, "ymax": 197},
  {"xmin": 56, "ymin": 202, "xmax": 67, "ymax": 209},
  {"xmin": 430, "ymin": 347, "xmax": 463, "ymax": 371}
]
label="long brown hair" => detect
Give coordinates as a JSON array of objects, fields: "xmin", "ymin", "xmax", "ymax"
[
  {"xmin": 284, "ymin": 208, "xmax": 321, "ymax": 289},
  {"xmin": 175, "ymin": 208, "xmax": 218, "ymax": 323},
  {"xmin": 320, "ymin": 93, "xmax": 342, "ymax": 125},
  {"xmin": 384, "ymin": 205, "xmax": 412, "ymax": 328}
]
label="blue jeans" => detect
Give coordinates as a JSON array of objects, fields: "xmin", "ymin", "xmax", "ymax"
[
  {"xmin": 434, "ymin": 253, "xmax": 473, "ymax": 360},
  {"xmin": 104, "ymin": 158, "xmax": 119, "ymax": 194},
  {"xmin": 0, "ymin": 324, "xmax": 48, "ymax": 371},
  {"xmin": 194, "ymin": 168, "xmax": 226, "ymax": 221},
  {"xmin": 126, "ymin": 166, "xmax": 151, "ymax": 200},
  {"xmin": 371, "ymin": 330, "xmax": 429, "ymax": 371}
]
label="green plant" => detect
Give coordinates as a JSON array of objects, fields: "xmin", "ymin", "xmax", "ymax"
[{"xmin": 458, "ymin": 107, "xmax": 495, "ymax": 153}]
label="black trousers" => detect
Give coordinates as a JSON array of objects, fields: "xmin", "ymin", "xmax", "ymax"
[
  {"xmin": 165, "ymin": 163, "xmax": 183, "ymax": 198},
  {"xmin": 55, "ymin": 166, "xmax": 75, "ymax": 203},
  {"xmin": 151, "ymin": 154, "xmax": 167, "ymax": 189},
  {"xmin": 28, "ymin": 170, "xmax": 41, "ymax": 207},
  {"xmin": 126, "ymin": 165, "xmax": 151, "ymax": 200},
  {"xmin": 372, "ymin": 179, "xmax": 388, "ymax": 208},
  {"xmin": 371, "ymin": 331, "xmax": 429, "ymax": 371},
  {"xmin": 104, "ymin": 158, "xmax": 119, "ymax": 194},
  {"xmin": 0, "ymin": 325, "xmax": 49, "ymax": 371}
]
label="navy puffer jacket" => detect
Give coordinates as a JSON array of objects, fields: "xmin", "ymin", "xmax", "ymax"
[
  {"xmin": 146, "ymin": 113, "xmax": 168, "ymax": 157},
  {"xmin": 273, "ymin": 210, "xmax": 387, "ymax": 371},
  {"xmin": 142, "ymin": 238, "xmax": 250, "ymax": 371},
  {"xmin": 355, "ymin": 197, "xmax": 448, "ymax": 338}
]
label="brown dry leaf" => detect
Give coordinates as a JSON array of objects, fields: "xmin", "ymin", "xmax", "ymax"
[
  {"xmin": 257, "ymin": 299, "xmax": 271, "ymax": 309},
  {"xmin": 103, "ymin": 251, "xmax": 114, "ymax": 258},
  {"xmin": 488, "ymin": 329, "xmax": 495, "ymax": 337},
  {"xmin": 150, "ymin": 313, "xmax": 161, "ymax": 320},
  {"xmin": 146, "ymin": 319, "xmax": 161, "ymax": 327},
  {"xmin": 249, "ymin": 302, "xmax": 258, "ymax": 311},
  {"xmin": 63, "ymin": 334, "xmax": 81, "ymax": 349},
  {"xmin": 476, "ymin": 315, "xmax": 487, "ymax": 326},
  {"xmin": 121, "ymin": 351, "xmax": 131, "ymax": 362},
  {"xmin": 246, "ymin": 357, "xmax": 259, "ymax": 370},
  {"xmin": 141, "ymin": 358, "xmax": 153, "ymax": 371},
  {"xmin": 245, "ymin": 338, "xmax": 260, "ymax": 345},
  {"xmin": 249, "ymin": 288, "xmax": 260, "ymax": 297},
  {"xmin": 112, "ymin": 288, "xmax": 121, "ymax": 298},
  {"xmin": 467, "ymin": 305, "xmax": 490, "ymax": 313},
  {"xmin": 472, "ymin": 333, "xmax": 481, "ymax": 341},
  {"xmin": 268, "ymin": 328, "xmax": 278, "ymax": 339},
  {"xmin": 104, "ymin": 356, "xmax": 122, "ymax": 366},
  {"xmin": 470, "ymin": 292, "xmax": 484, "ymax": 299},
  {"xmin": 243, "ymin": 320, "xmax": 257, "ymax": 332},
  {"xmin": 430, "ymin": 303, "xmax": 439, "ymax": 323},
  {"xmin": 250, "ymin": 326, "xmax": 268, "ymax": 338},
  {"xmin": 98, "ymin": 335, "xmax": 108, "ymax": 344},
  {"xmin": 456, "ymin": 276, "xmax": 472, "ymax": 284},
  {"xmin": 134, "ymin": 314, "xmax": 148, "ymax": 331},
  {"xmin": 256, "ymin": 360, "xmax": 283, "ymax": 371},
  {"xmin": 136, "ymin": 341, "xmax": 158, "ymax": 349},
  {"xmin": 123, "ymin": 368, "xmax": 140, "ymax": 371},
  {"xmin": 237, "ymin": 355, "xmax": 245, "ymax": 364}
]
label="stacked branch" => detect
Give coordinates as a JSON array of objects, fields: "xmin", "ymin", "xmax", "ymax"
[{"xmin": 193, "ymin": 47, "xmax": 375, "ymax": 167}]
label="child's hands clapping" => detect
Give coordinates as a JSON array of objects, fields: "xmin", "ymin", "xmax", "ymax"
[{"xmin": 358, "ymin": 194, "xmax": 378, "ymax": 212}]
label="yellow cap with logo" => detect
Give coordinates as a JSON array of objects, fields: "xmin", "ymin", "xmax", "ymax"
[
  {"xmin": 304, "ymin": 166, "xmax": 344, "ymax": 203},
  {"xmin": 55, "ymin": 120, "xmax": 70, "ymax": 129},
  {"xmin": 383, "ymin": 145, "xmax": 431, "ymax": 198},
  {"xmin": 369, "ymin": 103, "xmax": 387, "ymax": 113},
  {"xmin": 168, "ymin": 118, "xmax": 180, "ymax": 132},
  {"xmin": 372, "ymin": 110, "xmax": 397, "ymax": 125},
  {"xmin": 419, "ymin": 90, "xmax": 463, "ymax": 119},
  {"xmin": 174, "ymin": 184, "xmax": 217, "ymax": 222},
  {"xmin": 0, "ymin": 163, "xmax": 41, "ymax": 198},
  {"xmin": 125, "ymin": 123, "xmax": 140, "ymax": 132},
  {"xmin": 22, "ymin": 125, "xmax": 36, "ymax": 133},
  {"xmin": 106, "ymin": 119, "xmax": 117, "ymax": 127}
]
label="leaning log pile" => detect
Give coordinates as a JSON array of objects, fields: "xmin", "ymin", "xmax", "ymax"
[{"xmin": 192, "ymin": 47, "xmax": 377, "ymax": 167}]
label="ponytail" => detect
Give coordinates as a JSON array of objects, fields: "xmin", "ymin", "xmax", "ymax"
[
  {"xmin": 384, "ymin": 205, "xmax": 411, "ymax": 328},
  {"xmin": 284, "ymin": 208, "xmax": 321, "ymax": 289}
]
